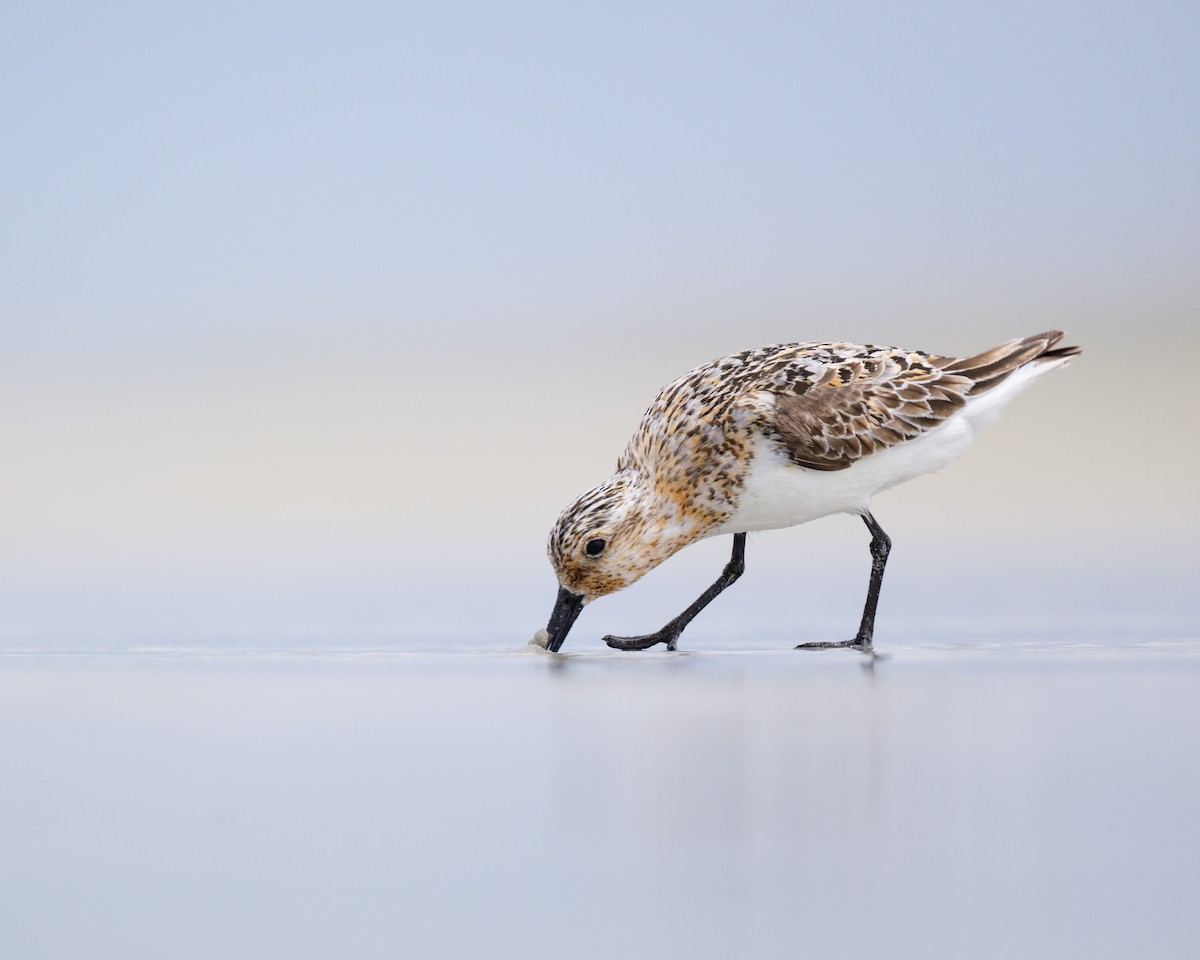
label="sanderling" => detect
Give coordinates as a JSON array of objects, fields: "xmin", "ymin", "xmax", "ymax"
[{"xmin": 540, "ymin": 331, "xmax": 1079, "ymax": 653}]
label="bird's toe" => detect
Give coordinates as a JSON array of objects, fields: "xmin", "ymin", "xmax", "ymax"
[{"xmin": 605, "ymin": 632, "xmax": 677, "ymax": 651}]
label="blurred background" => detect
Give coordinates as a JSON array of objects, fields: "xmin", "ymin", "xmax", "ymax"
[
  {"xmin": 5, "ymin": 7, "xmax": 1200, "ymax": 959},
  {"xmin": 2, "ymin": 0, "xmax": 1197, "ymax": 647}
]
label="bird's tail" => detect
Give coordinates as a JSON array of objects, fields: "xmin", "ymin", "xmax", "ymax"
[{"xmin": 937, "ymin": 330, "xmax": 1080, "ymax": 397}]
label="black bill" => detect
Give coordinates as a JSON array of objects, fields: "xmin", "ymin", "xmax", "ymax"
[{"xmin": 544, "ymin": 585, "xmax": 585, "ymax": 652}]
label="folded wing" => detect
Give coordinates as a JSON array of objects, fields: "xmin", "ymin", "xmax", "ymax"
[{"xmin": 772, "ymin": 331, "xmax": 1076, "ymax": 472}]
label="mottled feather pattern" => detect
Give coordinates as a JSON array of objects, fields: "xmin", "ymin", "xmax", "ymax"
[
  {"xmin": 548, "ymin": 331, "xmax": 1077, "ymax": 602},
  {"xmin": 767, "ymin": 332, "xmax": 1075, "ymax": 471}
]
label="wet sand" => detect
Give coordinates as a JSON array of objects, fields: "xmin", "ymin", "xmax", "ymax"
[{"xmin": 2, "ymin": 638, "xmax": 1198, "ymax": 959}]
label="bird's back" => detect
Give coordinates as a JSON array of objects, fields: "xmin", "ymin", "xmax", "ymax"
[{"xmin": 621, "ymin": 332, "xmax": 1079, "ymax": 535}]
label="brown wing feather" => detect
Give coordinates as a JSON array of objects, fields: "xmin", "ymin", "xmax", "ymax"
[
  {"xmin": 773, "ymin": 367, "xmax": 971, "ymax": 471},
  {"xmin": 943, "ymin": 330, "xmax": 1077, "ymax": 395},
  {"xmin": 770, "ymin": 331, "xmax": 1076, "ymax": 471}
]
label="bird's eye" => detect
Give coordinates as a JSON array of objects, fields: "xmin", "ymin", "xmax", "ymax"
[{"xmin": 584, "ymin": 537, "xmax": 607, "ymax": 558}]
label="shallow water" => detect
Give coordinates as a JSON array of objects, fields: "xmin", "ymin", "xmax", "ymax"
[{"xmin": 2, "ymin": 636, "xmax": 1198, "ymax": 959}]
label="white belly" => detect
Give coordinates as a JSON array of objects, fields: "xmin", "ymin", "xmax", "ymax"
[
  {"xmin": 711, "ymin": 358, "xmax": 1060, "ymax": 536},
  {"xmin": 714, "ymin": 417, "xmax": 974, "ymax": 534}
]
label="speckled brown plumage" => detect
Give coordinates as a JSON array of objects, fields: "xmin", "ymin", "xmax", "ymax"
[{"xmin": 546, "ymin": 330, "xmax": 1078, "ymax": 612}]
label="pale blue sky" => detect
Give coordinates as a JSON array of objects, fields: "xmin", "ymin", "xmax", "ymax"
[{"xmin": 3, "ymin": 1, "xmax": 1196, "ymax": 354}]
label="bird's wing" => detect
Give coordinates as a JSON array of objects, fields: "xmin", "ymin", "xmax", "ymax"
[{"xmin": 765, "ymin": 332, "xmax": 1070, "ymax": 472}]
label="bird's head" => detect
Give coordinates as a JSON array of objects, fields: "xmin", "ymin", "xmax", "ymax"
[{"xmin": 541, "ymin": 473, "xmax": 669, "ymax": 652}]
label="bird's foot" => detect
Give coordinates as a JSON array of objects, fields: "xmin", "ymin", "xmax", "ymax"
[
  {"xmin": 795, "ymin": 635, "xmax": 873, "ymax": 653},
  {"xmin": 604, "ymin": 630, "xmax": 680, "ymax": 652}
]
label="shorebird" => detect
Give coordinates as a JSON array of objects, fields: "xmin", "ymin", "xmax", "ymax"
[{"xmin": 541, "ymin": 330, "xmax": 1079, "ymax": 653}]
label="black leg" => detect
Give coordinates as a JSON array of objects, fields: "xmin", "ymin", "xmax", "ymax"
[
  {"xmin": 605, "ymin": 533, "xmax": 746, "ymax": 651},
  {"xmin": 796, "ymin": 511, "xmax": 891, "ymax": 652}
]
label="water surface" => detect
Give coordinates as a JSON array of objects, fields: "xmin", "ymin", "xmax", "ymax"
[{"xmin": 2, "ymin": 636, "xmax": 1197, "ymax": 959}]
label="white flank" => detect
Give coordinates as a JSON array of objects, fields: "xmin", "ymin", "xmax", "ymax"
[{"xmin": 714, "ymin": 354, "xmax": 1072, "ymax": 535}]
